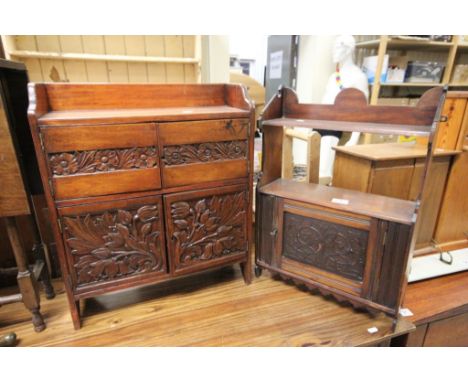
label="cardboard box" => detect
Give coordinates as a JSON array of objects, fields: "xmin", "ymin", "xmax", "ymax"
[
  {"xmin": 362, "ymin": 55, "xmax": 388, "ymax": 84},
  {"xmin": 385, "ymin": 56, "xmax": 408, "ymax": 83},
  {"xmin": 405, "ymin": 61, "xmax": 445, "ymax": 83}
]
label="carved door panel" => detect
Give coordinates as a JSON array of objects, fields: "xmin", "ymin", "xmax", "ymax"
[
  {"xmin": 41, "ymin": 123, "xmax": 161, "ymax": 200},
  {"xmin": 274, "ymin": 199, "xmax": 377, "ymax": 297},
  {"xmin": 159, "ymin": 119, "xmax": 250, "ymax": 188},
  {"xmin": 58, "ymin": 195, "xmax": 167, "ymax": 291},
  {"xmin": 165, "ymin": 184, "xmax": 249, "ymax": 275}
]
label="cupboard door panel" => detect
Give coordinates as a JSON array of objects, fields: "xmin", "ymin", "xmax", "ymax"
[
  {"xmin": 58, "ymin": 195, "xmax": 167, "ymax": 291},
  {"xmin": 160, "ymin": 119, "xmax": 250, "ymax": 188},
  {"xmin": 275, "ymin": 199, "xmax": 374, "ymax": 296},
  {"xmin": 370, "ymin": 160, "xmax": 414, "ymax": 199},
  {"xmin": 43, "ymin": 123, "xmax": 161, "ymax": 199},
  {"xmin": 165, "ymin": 184, "xmax": 249, "ymax": 275}
]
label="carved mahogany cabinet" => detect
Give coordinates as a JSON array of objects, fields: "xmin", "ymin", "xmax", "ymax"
[
  {"xmin": 256, "ymin": 86, "xmax": 446, "ymax": 318},
  {"xmin": 28, "ymin": 84, "xmax": 254, "ymax": 329}
]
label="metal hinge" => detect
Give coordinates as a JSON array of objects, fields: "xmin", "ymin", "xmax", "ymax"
[{"xmin": 57, "ymin": 218, "xmax": 63, "ymax": 234}]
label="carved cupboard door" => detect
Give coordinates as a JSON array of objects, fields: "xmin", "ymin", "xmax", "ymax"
[
  {"xmin": 58, "ymin": 195, "xmax": 167, "ymax": 291},
  {"xmin": 164, "ymin": 184, "xmax": 249, "ymax": 275},
  {"xmin": 271, "ymin": 199, "xmax": 378, "ymax": 297}
]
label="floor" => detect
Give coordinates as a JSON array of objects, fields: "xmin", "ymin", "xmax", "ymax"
[{"xmin": 0, "ymin": 266, "xmax": 412, "ymax": 346}]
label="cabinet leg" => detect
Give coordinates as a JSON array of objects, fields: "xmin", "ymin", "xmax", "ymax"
[
  {"xmin": 70, "ymin": 299, "xmax": 81, "ymax": 330},
  {"xmin": 240, "ymin": 261, "xmax": 252, "ymax": 285},
  {"xmin": 255, "ymin": 266, "xmax": 263, "ymax": 278},
  {"xmin": 31, "ymin": 308, "xmax": 46, "ymax": 332}
]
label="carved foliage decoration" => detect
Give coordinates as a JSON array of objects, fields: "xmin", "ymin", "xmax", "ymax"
[
  {"xmin": 162, "ymin": 140, "xmax": 247, "ymax": 166},
  {"xmin": 63, "ymin": 204, "xmax": 164, "ymax": 285},
  {"xmin": 282, "ymin": 212, "xmax": 368, "ymax": 281},
  {"xmin": 170, "ymin": 191, "xmax": 247, "ymax": 269},
  {"xmin": 49, "ymin": 147, "xmax": 158, "ymax": 176}
]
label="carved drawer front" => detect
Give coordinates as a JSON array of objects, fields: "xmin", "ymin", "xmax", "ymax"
[
  {"xmin": 159, "ymin": 119, "xmax": 249, "ymax": 188},
  {"xmin": 275, "ymin": 200, "xmax": 375, "ymax": 296},
  {"xmin": 41, "ymin": 123, "xmax": 161, "ymax": 200},
  {"xmin": 58, "ymin": 195, "xmax": 167, "ymax": 291},
  {"xmin": 164, "ymin": 184, "xmax": 249, "ymax": 275}
]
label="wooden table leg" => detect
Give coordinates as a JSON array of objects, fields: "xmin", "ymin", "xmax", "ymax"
[{"xmin": 4, "ymin": 217, "xmax": 45, "ymax": 332}]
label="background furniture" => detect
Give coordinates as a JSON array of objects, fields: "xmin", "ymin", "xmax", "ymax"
[
  {"xmin": 0, "ymin": 59, "xmax": 54, "ymax": 332},
  {"xmin": 256, "ymin": 86, "xmax": 445, "ymax": 318},
  {"xmin": 28, "ymin": 83, "xmax": 255, "ymax": 329},
  {"xmin": 1, "ymin": 35, "xmax": 202, "ymax": 83},
  {"xmin": 394, "ymin": 271, "xmax": 468, "ymax": 346},
  {"xmin": 355, "ymin": 36, "xmax": 468, "ymax": 105},
  {"xmin": 281, "ymin": 128, "xmax": 321, "ymax": 183},
  {"xmin": 354, "ymin": 35, "xmax": 468, "ymax": 144},
  {"xmin": 333, "ymin": 143, "xmax": 458, "ymax": 250}
]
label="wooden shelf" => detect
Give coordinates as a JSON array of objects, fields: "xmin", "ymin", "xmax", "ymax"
[
  {"xmin": 333, "ymin": 143, "xmax": 460, "ymax": 161},
  {"xmin": 8, "ymin": 49, "xmax": 200, "ymax": 65},
  {"xmin": 262, "ymin": 117, "xmax": 432, "ymax": 137},
  {"xmin": 260, "ymin": 178, "xmax": 417, "ymax": 225},
  {"xmin": 357, "ymin": 38, "xmax": 454, "ymax": 51},
  {"xmin": 38, "ymin": 105, "xmax": 250, "ymax": 126},
  {"xmin": 449, "ymin": 82, "xmax": 468, "ymax": 87},
  {"xmin": 379, "ymin": 82, "xmax": 444, "ymax": 88},
  {"xmin": 456, "ymin": 42, "xmax": 468, "ymax": 52}
]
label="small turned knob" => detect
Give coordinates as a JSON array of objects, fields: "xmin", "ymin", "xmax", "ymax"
[{"xmin": 0, "ymin": 332, "xmax": 17, "ymax": 347}]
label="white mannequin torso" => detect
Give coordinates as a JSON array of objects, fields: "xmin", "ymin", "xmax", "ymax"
[
  {"xmin": 318, "ymin": 35, "xmax": 369, "ymax": 182},
  {"xmin": 322, "ymin": 62, "xmax": 369, "ymax": 105}
]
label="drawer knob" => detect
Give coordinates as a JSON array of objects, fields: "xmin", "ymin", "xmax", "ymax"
[{"xmin": 225, "ymin": 120, "xmax": 233, "ymax": 129}]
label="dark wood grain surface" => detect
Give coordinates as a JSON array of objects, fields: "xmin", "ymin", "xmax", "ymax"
[
  {"xmin": 260, "ymin": 179, "xmax": 416, "ymax": 225},
  {"xmin": 0, "ymin": 268, "xmax": 415, "ymax": 346},
  {"xmin": 404, "ymin": 272, "xmax": 468, "ymax": 325}
]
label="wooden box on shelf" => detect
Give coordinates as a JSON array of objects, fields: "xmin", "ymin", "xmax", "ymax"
[
  {"xmin": 332, "ymin": 143, "xmax": 458, "ymax": 250},
  {"xmin": 255, "ymin": 86, "xmax": 445, "ymax": 317},
  {"xmin": 28, "ymin": 83, "xmax": 255, "ymax": 329}
]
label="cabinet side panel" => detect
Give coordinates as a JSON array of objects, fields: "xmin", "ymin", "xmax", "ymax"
[
  {"xmin": 375, "ymin": 222, "xmax": 412, "ymax": 311},
  {"xmin": 257, "ymin": 193, "xmax": 276, "ymax": 266}
]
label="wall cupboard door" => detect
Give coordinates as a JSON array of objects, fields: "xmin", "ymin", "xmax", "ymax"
[
  {"xmin": 271, "ymin": 199, "xmax": 376, "ymax": 297},
  {"xmin": 58, "ymin": 195, "xmax": 167, "ymax": 292},
  {"xmin": 164, "ymin": 184, "xmax": 249, "ymax": 276}
]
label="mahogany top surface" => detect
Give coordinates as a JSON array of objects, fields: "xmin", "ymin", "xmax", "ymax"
[
  {"xmin": 404, "ymin": 271, "xmax": 468, "ymax": 325},
  {"xmin": 260, "ymin": 179, "xmax": 416, "ymax": 225},
  {"xmin": 261, "ymin": 86, "xmax": 444, "ymax": 130},
  {"xmin": 37, "ymin": 105, "xmax": 250, "ymax": 126},
  {"xmin": 262, "ymin": 117, "xmax": 432, "ymax": 137},
  {"xmin": 0, "ymin": 268, "xmax": 414, "ymax": 346},
  {"xmin": 333, "ymin": 142, "xmax": 460, "ymax": 161},
  {"xmin": 29, "ymin": 83, "xmax": 253, "ymax": 126}
]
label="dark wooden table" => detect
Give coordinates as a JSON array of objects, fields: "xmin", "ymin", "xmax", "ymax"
[{"xmin": 396, "ymin": 271, "xmax": 468, "ymax": 346}]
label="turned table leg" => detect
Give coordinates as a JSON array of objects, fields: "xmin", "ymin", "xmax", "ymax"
[{"xmin": 5, "ymin": 217, "xmax": 45, "ymax": 332}]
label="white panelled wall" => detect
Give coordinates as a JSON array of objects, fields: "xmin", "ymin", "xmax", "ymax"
[{"xmin": 294, "ymin": 35, "xmax": 336, "ymax": 165}]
